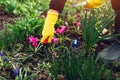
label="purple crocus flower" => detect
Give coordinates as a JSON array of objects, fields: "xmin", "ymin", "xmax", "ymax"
[
  {"xmin": 13, "ymin": 67, "xmax": 19, "ymax": 77},
  {"xmin": 4, "ymin": 57, "xmax": 8, "ymax": 62},
  {"xmin": 0, "ymin": 51, "xmax": 4, "ymax": 56}
]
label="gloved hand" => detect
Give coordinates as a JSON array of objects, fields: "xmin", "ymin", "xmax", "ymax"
[
  {"xmin": 40, "ymin": 11, "xmax": 59, "ymax": 43},
  {"xmin": 84, "ymin": 0, "xmax": 104, "ymax": 8}
]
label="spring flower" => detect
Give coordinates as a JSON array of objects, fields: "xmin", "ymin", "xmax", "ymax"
[
  {"xmin": 29, "ymin": 35, "xmax": 38, "ymax": 43},
  {"xmin": 29, "ymin": 35, "xmax": 38, "ymax": 47},
  {"xmin": 29, "ymin": 35, "xmax": 34, "ymax": 43},
  {"xmin": 0, "ymin": 51, "xmax": 8, "ymax": 62},
  {"xmin": 77, "ymin": 22, "xmax": 81, "ymax": 27},
  {"xmin": 52, "ymin": 38, "xmax": 58, "ymax": 43},
  {"xmin": 4, "ymin": 57, "xmax": 8, "ymax": 62},
  {"xmin": 32, "ymin": 42, "xmax": 38, "ymax": 47},
  {"xmin": 60, "ymin": 25, "xmax": 66, "ymax": 32},
  {"xmin": 56, "ymin": 25, "xmax": 67, "ymax": 34},
  {"xmin": 77, "ymin": 22, "xmax": 81, "ymax": 30},
  {"xmin": 13, "ymin": 67, "xmax": 19, "ymax": 77},
  {"xmin": 0, "ymin": 51, "xmax": 4, "ymax": 56},
  {"xmin": 56, "ymin": 28, "xmax": 61, "ymax": 33}
]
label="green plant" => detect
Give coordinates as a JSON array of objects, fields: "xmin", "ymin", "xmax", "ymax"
[
  {"xmin": 0, "ymin": 16, "xmax": 44, "ymax": 50},
  {"xmin": 55, "ymin": 18, "xmax": 64, "ymax": 28},
  {"xmin": 0, "ymin": 0, "xmax": 4, "ymax": 6},
  {"xmin": 2, "ymin": 0, "xmax": 19, "ymax": 14},
  {"xmin": 15, "ymin": 0, "xmax": 49, "ymax": 16},
  {"xmin": 15, "ymin": 1, "xmax": 39, "ymax": 16},
  {"xmin": 15, "ymin": 68, "xmax": 27, "ymax": 80},
  {"xmin": 81, "ymin": 4, "xmax": 114, "ymax": 53},
  {"xmin": 8, "ymin": 16, "xmax": 44, "ymax": 41},
  {"xmin": 0, "ymin": 29, "xmax": 15, "ymax": 50},
  {"xmin": 50, "ymin": 47, "xmax": 111, "ymax": 80},
  {"xmin": 67, "ymin": 15, "xmax": 75, "ymax": 23},
  {"xmin": 0, "ymin": 0, "xmax": 49, "ymax": 15}
]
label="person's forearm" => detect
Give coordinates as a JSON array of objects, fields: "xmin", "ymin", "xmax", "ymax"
[
  {"xmin": 111, "ymin": 0, "xmax": 120, "ymax": 33},
  {"xmin": 111, "ymin": 0, "xmax": 120, "ymax": 10},
  {"xmin": 41, "ymin": 0, "xmax": 67, "ymax": 43},
  {"xmin": 50, "ymin": 0, "xmax": 67, "ymax": 13}
]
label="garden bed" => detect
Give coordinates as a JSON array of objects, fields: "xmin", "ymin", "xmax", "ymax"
[
  {"xmin": 0, "ymin": 0, "xmax": 120, "ymax": 80},
  {"xmin": 0, "ymin": 8, "xmax": 18, "ymax": 30}
]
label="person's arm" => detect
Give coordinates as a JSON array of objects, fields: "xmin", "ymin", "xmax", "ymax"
[
  {"xmin": 41, "ymin": 0, "xmax": 67, "ymax": 43},
  {"xmin": 50, "ymin": 0, "xmax": 67, "ymax": 13},
  {"xmin": 111, "ymin": 0, "xmax": 120, "ymax": 34},
  {"xmin": 111, "ymin": 0, "xmax": 120, "ymax": 10}
]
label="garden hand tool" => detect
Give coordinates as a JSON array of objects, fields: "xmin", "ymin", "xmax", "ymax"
[
  {"xmin": 40, "ymin": 11, "xmax": 59, "ymax": 43},
  {"xmin": 70, "ymin": 0, "xmax": 104, "ymax": 8},
  {"xmin": 98, "ymin": 0, "xmax": 120, "ymax": 61}
]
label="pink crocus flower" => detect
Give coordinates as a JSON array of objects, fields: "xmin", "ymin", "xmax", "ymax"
[
  {"xmin": 29, "ymin": 35, "xmax": 38, "ymax": 47},
  {"xmin": 56, "ymin": 28, "xmax": 61, "ymax": 33},
  {"xmin": 29, "ymin": 35, "xmax": 34, "ymax": 43},
  {"xmin": 77, "ymin": 22, "xmax": 81, "ymax": 30},
  {"xmin": 56, "ymin": 25, "xmax": 67, "ymax": 34},
  {"xmin": 33, "ymin": 38, "xmax": 38, "ymax": 43},
  {"xmin": 32, "ymin": 42, "xmax": 38, "ymax": 47},
  {"xmin": 60, "ymin": 25, "xmax": 66, "ymax": 32},
  {"xmin": 77, "ymin": 22, "xmax": 81, "ymax": 27},
  {"xmin": 52, "ymin": 38, "xmax": 58, "ymax": 43},
  {"xmin": 29, "ymin": 35, "xmax": 38, "ymax": 43}
]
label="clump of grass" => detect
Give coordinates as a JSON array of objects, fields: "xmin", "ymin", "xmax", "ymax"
[{"xmin": 50, "ymin": 47, "xmax": 111, "ymax": 80}]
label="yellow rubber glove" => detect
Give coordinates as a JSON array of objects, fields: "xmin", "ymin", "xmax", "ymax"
[
  {"xmin": 84, "ymin": 0, "xmax": 104, "ymax": 8},
  {"xmin": 41, "ymin": 11, "xmax": 59, "ymax": 43}
]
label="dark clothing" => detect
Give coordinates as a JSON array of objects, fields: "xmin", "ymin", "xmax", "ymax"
[
  {"xmin": 111, "ymin": 0, "xmax": 120, "ymax": 33},
  {"xmin": 111, "ymin": 0, "xmax": 120, "ymax": 10},
  {"xmin": 114, "ymin": 10, "xmax": 120, "ymax": 33},
  {"xmin": 50, "ymin": 0, "xmax": 67, "ymax": 13}
]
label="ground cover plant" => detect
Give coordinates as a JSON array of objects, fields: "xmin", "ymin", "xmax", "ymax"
[{"xmin": 0, "ymin": 0, "xmax": 120, "ymax": 80}]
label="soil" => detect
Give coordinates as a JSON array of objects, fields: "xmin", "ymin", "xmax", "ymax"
[
  {"xmin": 0, "ymin": 7, "xmax": 120, "ymax": 80},
  {"xmin": 0, "ymin": 8, "xmax": 18, "ymax": 30}
]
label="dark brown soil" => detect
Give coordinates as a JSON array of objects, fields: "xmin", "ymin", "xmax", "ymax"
[{"xmin": 0, "ymin": 8, "xmax": 18, "ymax": 30}]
